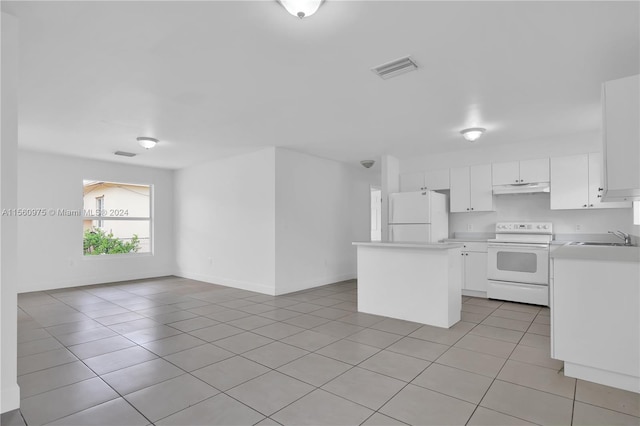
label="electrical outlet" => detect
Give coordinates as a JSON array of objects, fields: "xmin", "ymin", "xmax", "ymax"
[
  {"xmin": 575, "ymin": 224, "xmax": 581, "ymax": 231},
  {"xmin": 467, "ymin": 224, "xmax": 474, "ymax": 231},
  {"xmin": 208, "ymin": 257, "xmax": 213, "ymax": 266}
]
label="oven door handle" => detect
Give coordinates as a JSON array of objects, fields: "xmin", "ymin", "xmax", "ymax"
[{"xmin": 488, "ymin": 243, "xmax": 550, "ymax": 249}]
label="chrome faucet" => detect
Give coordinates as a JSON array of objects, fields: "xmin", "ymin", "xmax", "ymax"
[{"xmin": 608, "ymin": 230, "xmax": 632, "ymax": 246}]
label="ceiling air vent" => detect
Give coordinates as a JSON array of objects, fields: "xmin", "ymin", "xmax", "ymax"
[
  {"xmin": 372, "ymin": 56, "xmax": 418, "ymax": 80},
  {"xmin": 114, "ymin": 151, "xmax": 137, "ymax": 157}
]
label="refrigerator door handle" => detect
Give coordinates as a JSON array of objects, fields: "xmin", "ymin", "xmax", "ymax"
[{"xmin": 389, "ymin": 196, "xmax": 394, "ymax": 223}]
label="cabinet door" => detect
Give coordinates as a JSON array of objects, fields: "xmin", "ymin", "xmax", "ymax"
[
  {"xmin": 492, "ymin": 161, "xmax": 520, "ymax": 185},
  {"xmin": 399, "ymin": 172, "xmax": 425, "ymax": 192},
  {"xmin": 550, "ymin": 154, "xmax": 589, "ymax": 210},
  {"xmin": 588, "ymin": 153, "xmax": 631, "ymax": 209},
  {"xmin": 520, "ymin": 158, "xmax": 549, "ymax": 184},
  {"xmin": 552, "ymin": 259, "xmax": 639, "ymax": 381},
  {"xmin": 463, "ymin": 251, "xmax": 488, "ymax": 292},
  {"xmin": 602, "ymin": 75, "xmax": 640, "ymax": 201},
  {"xmin": 450, "ymin": 167, "xmax": 470, "ymax": 212},
  {"xmin": 424, "ymin": 169, "xmax": 450, "ymax": 190},
  {"xmin": 469, "ymin": 164, "xmax": 494, "ymax": 212}
]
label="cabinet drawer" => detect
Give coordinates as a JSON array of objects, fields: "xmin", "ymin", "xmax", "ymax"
[{"xmin": 461, "ymin": 242, "xmax": 488, "ymax": 252}]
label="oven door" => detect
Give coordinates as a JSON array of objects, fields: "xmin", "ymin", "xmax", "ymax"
[{"xmin": 487, "ymin": 243, "xmax": 549, "ymax": 285}]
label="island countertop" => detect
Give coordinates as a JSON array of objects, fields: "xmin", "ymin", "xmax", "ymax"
[{"xmin": 352, "ymin": 241, "xmax": 464, "ymax": 249}]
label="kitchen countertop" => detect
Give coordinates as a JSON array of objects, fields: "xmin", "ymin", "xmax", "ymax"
[
  {"xmin": 445, "ymin": 232, "xmax": 495, "ymax": 242},
  {"xmin": 353, "ymin": 242, "xmax": 463, "ymax": 250},
  {"xmin": 551, "ymin": 244, "xmax": 640, "ymax": 263},
  {"xmin": 442, "ymin": 238, "xmax": 490, "ymax": 243}
]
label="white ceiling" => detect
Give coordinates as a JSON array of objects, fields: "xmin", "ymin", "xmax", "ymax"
[{"xmin": 3, "ymin": 1, "xmax": 639, "ymax": 170}]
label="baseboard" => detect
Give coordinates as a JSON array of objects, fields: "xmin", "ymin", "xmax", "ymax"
[
  {"xmin": 564, "ymin": 362, "xmax": 640, "ymax": 394},
  {"xmin": 275, "ymin": 273, "xmax": 356, "ymax": 295},
  {"xmin": 1, "ymin": 383, "xmax": 20, "ymax": 414},
  {"xmin": 462, "ymin": 289, "xmax": 487, "ymax": 298},
  {"xmin": 176, "ymin": 271, "xmax": 276, "ymax": 296},
  {"xmin": 18, "ymin": 270, "xmax": 176, "ymax": 293}
]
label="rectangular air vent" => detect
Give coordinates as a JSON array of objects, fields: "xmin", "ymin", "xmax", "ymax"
[
  {"xmin": 372, "ymin": 56, "xmax": 418, "ymax": 80},
  {"xmin": 114, "ymin": 151, "xmax": 136, "ymax": 157}
]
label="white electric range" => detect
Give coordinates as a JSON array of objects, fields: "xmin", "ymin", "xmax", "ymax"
[{"xmin": 486, "ymin": 222, "xmax": 553, "ymax": 306}]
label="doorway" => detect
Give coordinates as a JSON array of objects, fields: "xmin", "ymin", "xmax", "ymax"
[{"xmin": 370, "ymin": 186, "xmax": 382, "ymax": 241}]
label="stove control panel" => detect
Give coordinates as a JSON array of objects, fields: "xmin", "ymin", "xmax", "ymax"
[{"xmin": 495, "ymin": 222, "xmax": 553, "ymax": 234}]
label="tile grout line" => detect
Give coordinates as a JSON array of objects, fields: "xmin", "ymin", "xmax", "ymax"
[{"xmin": 22, "ymin": 280, "xmax": 627, "ymax": 426}]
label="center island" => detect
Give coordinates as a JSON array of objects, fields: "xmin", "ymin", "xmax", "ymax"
[{"xmin": 352, "ymin": 242, "xmax": 463, "ymax": 328}]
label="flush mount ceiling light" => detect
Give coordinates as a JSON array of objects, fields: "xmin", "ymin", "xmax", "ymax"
[
  {"xmin": 460, "ymin": 127, "xmax": 486, "ymax": 142},
  {"xmin": 360, "ymin": 160, "xmax": 375, "ymax": 169},
  {"xmin": 278, "ymin": 0, "xmax": 324, "ymax": 19},
  {"xmin": 137, "ymin": 137, "xmax": 158, "ymax": 149}
]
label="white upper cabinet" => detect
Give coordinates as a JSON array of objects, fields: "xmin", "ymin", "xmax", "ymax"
[
  {"xmin": 400, "ymin": 169, "xmax": 449, "ymax": 192},
  {"xmin": 424, "ymin": 169, "xmax": 450, "ymax": 191},
  {"xmin": 602, "ymin": 74, "xmax": 640, "ymax": 201},
  {"xmin": 588, "ymin": 153, "xmax": 630, "ymax": 209},
  {"xmin": 492, "ymin": 158, "xmax": 549, "ymax": 185},
  {"xmin": 551, "ymin": 153, "xmax": 631, "ymax": 210},
  {"xmin": 450, "ymin": 167, "xmax": 470, "ymax": 212},
  {"xmin": 492, "ymin": 161, "xmax": 519, "ymax": 185},
  {"xmin": 399, "ymin": 172, "xmax": 426, "ymax": 192},
  {"xmin": 550, "ymin": 155, "xmax": 589, "ymax": 210},
  {"xmin": 450, "ymin": 164, "xmax": 494, "ymax": 212},
  {"xmin": 520, "ymin": 158, "xmax": 550, "ymax": 183}
]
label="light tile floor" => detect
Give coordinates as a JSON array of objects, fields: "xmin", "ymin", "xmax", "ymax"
[{"xmin": 2, "ymin": 276, "xmax": 639, "ymax": 425}]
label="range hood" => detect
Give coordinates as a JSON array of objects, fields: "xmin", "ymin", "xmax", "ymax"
[{"xmin": 493, "ymin": 182, "xmax": 550, "ymax": 195}]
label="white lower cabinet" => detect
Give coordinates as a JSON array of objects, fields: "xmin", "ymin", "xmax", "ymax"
[
  {"xmin": 551, "ymin": 257, "xmax": 639, "ymax": 393},
  {"xmin": 461, "ymin": 242, "xmax": 488, "ymax": 296}
]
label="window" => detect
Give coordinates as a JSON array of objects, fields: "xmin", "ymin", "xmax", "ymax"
[
  {"xmin": 95, "ymin": 196, "xmax": 104, "ymax": 228},
  {"xmin": 83, "ymin": 180, "xmax": 152, "ymax": 255}
]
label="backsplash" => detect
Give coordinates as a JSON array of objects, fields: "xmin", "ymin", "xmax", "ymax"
[{"xmin": 449, "ymin": 193, "xmax": 636, "ymax": 237}]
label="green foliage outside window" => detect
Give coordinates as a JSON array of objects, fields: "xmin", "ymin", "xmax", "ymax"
[{"xmin": 83, "ymin": 228, "xmax": 140, "ymax": 255}]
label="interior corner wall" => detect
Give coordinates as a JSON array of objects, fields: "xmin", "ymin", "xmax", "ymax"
[
  {"xmin": 274, "ymin": 148, "xmax": 374, "ymax": 295},
  {"xmin": 174, "ymin": 148, "xmax": 276, "ymax": 295},
  {"xmin": 17, "ymin": 150, "xmax": 176, "ymax": 293},
  {"xmin": 1, "ymin": 11, "xmax": 21, "ymax": 413}
]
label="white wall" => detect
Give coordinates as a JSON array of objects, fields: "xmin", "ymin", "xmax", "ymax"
[
  {"xmin": 174, "ymin": 148, "xmax": 277, "ymax": 294},
  {"xmin": 381, "ymin": 155, "xmax": 400, "ymax": 241},
  {"xmin": 17, "ymin": 150, "xmax": 176, "ymax": 293},
  {"xmin": 450, "ymin": 193, "xmax": 634, "ymax": 235},
  {"xmin": 399, "ymin": 131, "xmax": 637, "ymax": 236},
  {"xmin": 274, "ymin": 148, "xmax": 373, "ymax": 294},
  {"xmin": 1, "ymin": 11, "xmax": 20, "ymax": 413}
]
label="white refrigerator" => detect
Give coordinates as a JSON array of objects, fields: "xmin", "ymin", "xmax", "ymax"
[{"xmin": 388, "ymin": 191, "xmax": 448, "ymax": 243}]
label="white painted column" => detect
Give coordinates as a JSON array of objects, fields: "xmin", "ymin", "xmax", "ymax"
[
  {"xmin": 380, "ymin": 155, "xmax": 399, "ymax": 242},
  {"xmin": 1, "ymin": 12, "xmax": 21, "ymax": 413}
]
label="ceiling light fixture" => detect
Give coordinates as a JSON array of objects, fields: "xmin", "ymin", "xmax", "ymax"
[
  {"xmin": 137, "ymin": 137, "xmax": 158, "ymax": 149},
  {"xmin": 360, "ymin": 160, "xmax": 375, "ymax": 169},
  {"xmin": 278, "ymin": 0, "xmax": 324, "ymax": 19},
  {"xmin": 460, "ymin": 127, "xmax": 486, "ymax": 142}
]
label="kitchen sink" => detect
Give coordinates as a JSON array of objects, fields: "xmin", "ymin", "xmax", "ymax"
[{"xmin": 569, "ymin": 242, "xmax": 633, "ymax": 247}]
